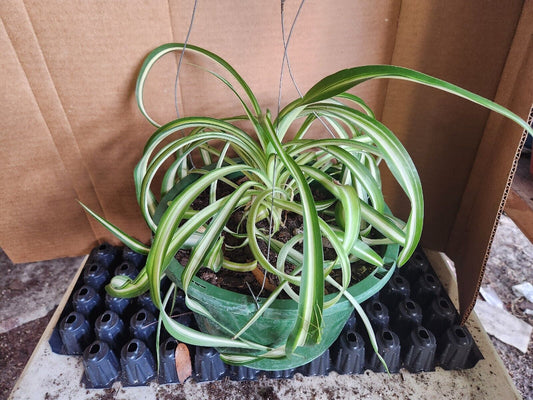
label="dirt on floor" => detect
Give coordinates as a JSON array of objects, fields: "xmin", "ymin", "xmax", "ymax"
[
  {"xmin": 480, "ymin": 214, "xmax": 533, "ymax": 399},
  {"xmin": 0, "ymin": 310, "xmax": 54, "ymax": 399}
]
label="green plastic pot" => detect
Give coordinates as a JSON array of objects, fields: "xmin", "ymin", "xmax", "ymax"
[
  {"xmin": 165, "ymin": 245, "xmax": 397, "ymax": 370},
  {"xmin": 155, "ymin": 168, "xmax": 399, "ymax": 370}
]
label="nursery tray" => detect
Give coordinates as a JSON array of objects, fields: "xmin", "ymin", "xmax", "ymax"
[{"xmin": 9, "ymin": 250, "xmax": 521, "ymax": 400}]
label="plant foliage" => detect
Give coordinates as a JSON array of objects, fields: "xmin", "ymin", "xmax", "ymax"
[{"xmin": 82, "ymin": 43, "xmax": 533, "ymax": 366}]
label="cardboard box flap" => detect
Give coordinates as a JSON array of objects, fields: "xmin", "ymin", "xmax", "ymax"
[
  {"xmin": 0, "ymin": 17, "xmax": 95, "ymax": 257},
  {"xmin": 448, "ymin": 2, "xmax": 533, "ymax": 319},
  {"xmin": 381, "ymin": 1, "xmax": 523, "ymax": 250},
  {"xmin": 1, "ymin": 1, "xmax": 106, "ymax": 246},
  {"xmin": 380, "ymin": 1, "xmax": 528, "ymax": 317},
  {"xmin": 1, "ymin": 0, "xmax": 181, "ymax": 259}
]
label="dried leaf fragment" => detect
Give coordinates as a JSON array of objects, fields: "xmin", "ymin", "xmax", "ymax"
[{"xmin": 175, "ymin": 342, "xmax": 192, "ymax": 382}]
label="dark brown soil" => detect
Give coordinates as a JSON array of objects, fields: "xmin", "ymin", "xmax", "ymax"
[
  {"xmin": 177, "ymin": 208, "xmax": 372, "ymax": 299},
  {"xmin": 178, "ymin": 181, "xmax": 375, "ymax": 299},
  {"xmin": 0, "ymin": 309, "xmax": 55, "ymax": 399}
]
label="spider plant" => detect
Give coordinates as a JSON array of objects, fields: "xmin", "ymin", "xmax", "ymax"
[{"xmin": 81, "ymin": 43, "xmax": 533, "ymax": 369}]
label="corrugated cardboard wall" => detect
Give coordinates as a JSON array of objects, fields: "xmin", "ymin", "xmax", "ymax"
[
  {"xmin": 448, "ymin": 2, "xmax": 533, "ymax": 319},
  {"xmin": 0, "ymin": 1, "xmax": 530, "ymax": 316},
  {"xmin": 382, "ymin": 1, "xmax": 523, "ymax": 249},
  {"xmin": 1, "ymin": 1, "xmax": 177, "ymax": 258},
  {"xmin": 382, "ymin": 0, "xmax": 529, "ymax": 317},
  {"xmin": 1, "ymin": 0, "xmax": 403, "ymax": 261}
]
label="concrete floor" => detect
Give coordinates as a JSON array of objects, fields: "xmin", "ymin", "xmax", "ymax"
[{"xmin": 0, "ymin": 250, "xmax": 83, "ymax": 334}]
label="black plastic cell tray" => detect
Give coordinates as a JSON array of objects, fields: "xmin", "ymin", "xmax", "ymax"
[{"xmin": 49, "ymin": 244, "xmax": 483, "ymax": 388}]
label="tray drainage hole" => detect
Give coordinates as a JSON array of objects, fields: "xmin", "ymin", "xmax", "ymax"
[
  {"xmin": 426, "ymin": 274, "xmax": 436, "ymax": 283},
  {"xmin": 165, "ymin": 340, "xmax": 178, "ymax": 352},
  {"xmin": 101, "ymin": 312, "xmax": 111, "ymax": 323},
  {"xmin": 347, "ymin": 332, "xmax": 358, "ymax": 344},
  {"xmin": 439, "ymin": 299, "xmax": 450, "ymax": 309},
  {"xmin": 455, "ymin": 328, "xmax": 466, "ymax": 338},
  {"xmin": 418, "ymin": 328, "xmax": 429, "ymax": 339},
  {"xmin": 98, "ymin": 244, "xmax": 108, "ymax": 251},
  {"xmin": 66, "ymin": 314, "xmax": 77, "ymax": 324},
  {"xmin": 406, "ymin": 301, "xmax": 415, "ymax": 310},
  {"xmin": 382, "ymin": 331, "xmax": 393, "ymax": 342},
  {"xmin": 119, "ymin": 263, "xmax": 129, "ymax": 271},
  {"xmin": 89, "ymin": 343, "xmax": 101, "ymax": 355},
  {"xmin": 127, "ymin": 342, "xmax": 138, "ymax": 353},
  {"xmin": 89, "ymin": 264, "xmax": 98, "ymax": 272},
  {"xmin": 372, "ymin": 302, "xmax": 383, "ymax": 312},
  {"xmin": 136, "ymin": 312, "xmax": 146, "ymax": 322},
  {"xmin": 79, "ymin": 288, "xmax": 88, "ymax": 296},
  {"xmin": 394, "ymin": 276, "xmax": 404, "ymax": 284}
]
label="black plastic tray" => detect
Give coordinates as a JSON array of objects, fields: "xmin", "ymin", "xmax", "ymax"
[{"xmin": 49, "ymin": 244, "xmax": 482, "ymax": 388}]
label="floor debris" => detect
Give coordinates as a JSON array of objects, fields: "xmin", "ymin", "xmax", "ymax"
[
  {"xmin": 0, "ymin": 251, "xmax": 83, "ymax": 334},
  {"xmin": 474, "ymin": 299, "xmax": 532, "ymax": 353},
  {"xmin": 512, "ymin": 282, "xmax": 533, "ymax": 303},
  {"xmin": 479, "ymin": 286, "xmax": 504, "ymax": 309}
]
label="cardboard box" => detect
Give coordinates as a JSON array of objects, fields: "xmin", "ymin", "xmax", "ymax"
[{"xmin": 1, "ymin": 0, "xmax": 531, "ymax": 320}]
